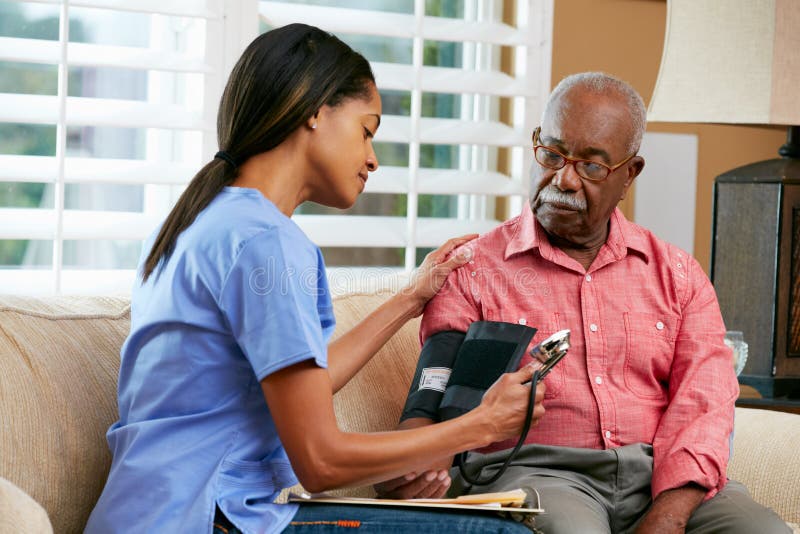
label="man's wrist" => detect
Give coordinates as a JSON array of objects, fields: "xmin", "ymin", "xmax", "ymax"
[
  {"xmin": 635, "ymin": 484, "xmax": 707, "ymax": 534},
  {"xmin": 651, "ymin": 483, "xmax": 706, "ymax": 520}
]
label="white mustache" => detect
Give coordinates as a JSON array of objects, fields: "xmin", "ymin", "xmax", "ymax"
[{"xmin": 536, "ymin": 186, "xmax": 586, "ymax": 211}]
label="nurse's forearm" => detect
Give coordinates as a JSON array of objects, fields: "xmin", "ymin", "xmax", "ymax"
[
  {"xmin": 326, "ymin": 291, "xmax": 422, "ymax": 392},
  {"xmin": 262, "ymin": 361, "xmax": 538, "ymax": 493}
]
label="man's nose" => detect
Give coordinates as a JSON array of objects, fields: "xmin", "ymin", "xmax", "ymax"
[{"xmin": 552, "ymin": 161, "xmax": 582, "ymax": 191}]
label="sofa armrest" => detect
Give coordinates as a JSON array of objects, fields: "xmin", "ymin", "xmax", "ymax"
[
  {"xmin": 0, "ymin": 477, "xmax": 53, "ymax": 534},
  {"xmin": 729, "ymin": 407, "xmax": 800, "ymax": 524}
]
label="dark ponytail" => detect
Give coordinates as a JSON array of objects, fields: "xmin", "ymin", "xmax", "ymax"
[{"xmin": 141, "ymin": 24, "xmax": 374, "ymax": 282}]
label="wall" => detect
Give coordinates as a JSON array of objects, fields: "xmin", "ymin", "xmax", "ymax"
[{"xmin": 551, "ymin": 0, "xmax": 786, "ymax": 272}]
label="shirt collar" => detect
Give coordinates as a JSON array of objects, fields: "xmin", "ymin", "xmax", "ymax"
[{"xmin": 505, "ymin": 205, "xmax": 650, "ymax": 263}]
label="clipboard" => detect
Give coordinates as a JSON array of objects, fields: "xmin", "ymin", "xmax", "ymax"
[{"xmin": 288, "ymin": 488, "xmax": 543, "ymax": 515}]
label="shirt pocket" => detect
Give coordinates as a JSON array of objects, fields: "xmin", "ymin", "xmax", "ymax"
[
  {"xmin": 623, "ymin": 312, "xmax": 676, "ymax": 399},
  {"xmin": 485, "ymin": 308, "xmax": 565, "ymax": 398}
]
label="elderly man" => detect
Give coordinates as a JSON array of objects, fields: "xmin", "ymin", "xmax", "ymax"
[{"xmin": 377, "ymin": 73, "xmax": 789, "ymax": 533}]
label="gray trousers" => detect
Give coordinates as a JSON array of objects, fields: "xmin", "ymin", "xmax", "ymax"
[{"xmin": 450, "ymin": 443, "xmax": 790, "ymax": 534}]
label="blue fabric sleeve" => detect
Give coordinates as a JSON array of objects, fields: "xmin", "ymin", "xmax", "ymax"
[{"xmin": 218, "ymin": 228, "xmax": 329, "ymax": 381}]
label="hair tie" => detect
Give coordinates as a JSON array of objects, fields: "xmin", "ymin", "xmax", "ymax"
[{"xmin": 214, "ymin": 150, "xmax": 238, "ymax": 169}]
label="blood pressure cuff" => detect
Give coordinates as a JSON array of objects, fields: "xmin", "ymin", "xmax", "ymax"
[
  {"xmin": 400, "ymin": 330, "xmax": 465, "ymax": 422},
  {"xmin": 399, "ymin": 321, "xmax": 537, "ymax": 423}
]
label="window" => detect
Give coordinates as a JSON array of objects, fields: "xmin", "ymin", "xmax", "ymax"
[
  {"xmin": 0, "ymin": 0, "xmax": 551, "ymax": 294},
  {"xmin": 260, "ymin": 0, "xmax": 553, "ymax": 276},
  {"xmin": 0, "ymin": 0, "xmax": 248, "ymax": 293}
]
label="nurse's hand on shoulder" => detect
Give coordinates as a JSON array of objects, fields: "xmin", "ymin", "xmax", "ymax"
[{"xmin": 403, "ymin": 234, "xmax": 478, "ymax": 317}]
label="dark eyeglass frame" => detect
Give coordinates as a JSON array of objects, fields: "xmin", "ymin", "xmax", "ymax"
[{"xmin": 532, "ymin": 126, "xmax": 636, "ymax": 182}]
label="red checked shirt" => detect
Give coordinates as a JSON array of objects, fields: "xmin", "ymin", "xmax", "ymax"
[{"xmin": 420, "ymin": 206, "xmax": 739, "ymax": 500}]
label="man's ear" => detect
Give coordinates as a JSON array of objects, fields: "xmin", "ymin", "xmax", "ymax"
[{"xmin": 620, "ymin": 156, "xmax": 645, "ymax": 200}]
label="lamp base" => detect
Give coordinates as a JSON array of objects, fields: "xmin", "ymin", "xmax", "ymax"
[
  {"xmin": 778, "ymin": 125, "xmax": 800, "ymax": 158},
  {"xmin": 710, "ymin": 143, "xmax": 800, "ymax": 400}
]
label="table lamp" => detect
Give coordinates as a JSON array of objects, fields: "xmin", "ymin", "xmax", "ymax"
[{"xmin": 647, "ymin": 0, "xmax": 800, "ymax": 398}]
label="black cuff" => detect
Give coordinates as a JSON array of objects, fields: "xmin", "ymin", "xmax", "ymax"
[{"xmin": 399, "ymin": 330, "xmax": 465, "ymax": 423}]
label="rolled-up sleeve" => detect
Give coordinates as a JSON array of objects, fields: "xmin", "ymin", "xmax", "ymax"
[
  {"xmin": 419, "ymin": 252, "xmax": 481, "ymax": 345},
  {"xmin": 651, "ymin": 254, "xmax": 739, "ymax": 500}
]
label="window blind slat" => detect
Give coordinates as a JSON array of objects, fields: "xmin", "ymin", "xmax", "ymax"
[
  {"xmin": 294, "ymin": 215, "xmax": 406, "ymax": 248},
  {"xmin": 0, "ymin": 155, "xmax": 194, "ymax": 185},
  {"xmin": 321, "ymin": 167, "xmax": 526, "ymax": 196},
  {"xmin": 0, "ymin": 93, "xmax": 211, "ymax": 130},
  {"xmin": 418, "ymin": 169, "xmax": 527, "ymax": 196},
  {"xmin": 0, "ymin": 208, "xmax": 159, "ymax": 240},
  {"xmin": 60, "ymin": 268, "xmax": 138, "ymax": 293},
  {"xmin": 420, "ymin": 117, "xmax": 528, "ymax": 147},
  {"xmin": 363, "ymin": 166, "xmax": 407, "ymax": 194},
  {"xmin": 0, "ymin": 37, "xmax": 213, "ymax": 74},
  {"xmin": 0, "ymin": 155, "xmax": 56, "ymax": 183},
  {"xmin": 0, "ymin": 271, "xmax": 56, "ymax": 295},
  {"xmin": 0, "ymin": 208, "xmax": 54, "ymax": 239},
  {"xmin": 378, "ymin": 115, "xmax": 528, "ymax": 147},
  {"xmin": 259, "ymin": 1, "xmax": 527, "ymax": 45},
  {"xmin": 423, "ymin": 17, "xmax": 527, "ymax": 46},
  {"xmin": 414, "ymin": 217, "xmax": 500, "ymax": 248},
  {"xmin": 292, "ymin": 215, "xmax": 505, "ymax": 249},
  {"xmin": 259, "ymin": 1, "xmax": 413, "ymax": 39},
  {"xmin": 66, "ymin": 0, "xmax": 220, "ymax": 18},
  {"xmin": 373, "ymin": 62, "xmax": 534, "ymax": 97},
  {"xmin": 62, "ymin": 210, "xmax": 159, "ymax": 240},
  {"xmin": 0, "ymin": 269, "xmax": 136, "ymax": 295}
]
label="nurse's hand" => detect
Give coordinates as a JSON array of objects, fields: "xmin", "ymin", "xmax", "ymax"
[{"xmin": 403, "ymin": 234, "xmax": 477, "ymax": 317}]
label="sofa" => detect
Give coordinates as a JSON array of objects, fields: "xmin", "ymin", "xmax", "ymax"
[{"xmin": 1, "ymin": 290, "xmax": 798, "ymax": 533}]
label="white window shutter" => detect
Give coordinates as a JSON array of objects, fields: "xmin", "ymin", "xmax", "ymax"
[
  {"xmin": 0, "ymin": 0, "xmax": 551, "ymax": 294},
  {"xmin": 0, "ymin": 0, "xmax": 255, "ymax": 294},
  {"xmin": 260, "ymin": 0, "xmax": 552, "ymax": 272}
]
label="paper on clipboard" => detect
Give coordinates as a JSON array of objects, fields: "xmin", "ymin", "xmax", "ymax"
[{"xmin": 288, "ymin": 488, "xmax": 543, "ymax": 515}]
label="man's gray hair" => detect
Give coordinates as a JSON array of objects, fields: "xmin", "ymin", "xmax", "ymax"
[{"xmin": 542, "ymin": 72, "xmax": 646, "ymax": 154}]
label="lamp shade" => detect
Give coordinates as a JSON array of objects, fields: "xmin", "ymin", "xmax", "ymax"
[{"xmin": 648, "ymin": 0, "xmax": 800, "ymax": 125}]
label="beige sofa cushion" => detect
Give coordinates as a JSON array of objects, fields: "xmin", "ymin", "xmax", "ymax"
[
  {"xmin": 324, "ymin": 291, "xmax": 421, "ymax": 498},
  {"xmin": 729, "ymin": 407, "xmax": 800, "ymax": 524},
  {"xmin": 331, "ymin": 290, "xmax": 421, "ymax": 434},
  {"xmin": 0, "ymin": 476, "xmax": 53, "ymax": 534},
  {"xmin": 0, "ymin": 296, "xmax": 129, "ymax": 534}
]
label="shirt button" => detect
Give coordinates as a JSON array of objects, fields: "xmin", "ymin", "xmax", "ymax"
[
  {"xmin": 589, "ymin": 323, "xmax": 598, "ymax": 332},
  {"xmin": 656, "ymin": 321, "xmax": 664, "ymax": 330},
  {"xmin": 585, "ymin": 274, "xmax": 592, "ymax": 282},
  {"xmin": 676, "ymin": 262, "xmax": 682, "ymax": 268},
  {"xmin": 604, "ymin": 430, "xmax": 612, "ymax": 439},
  {"xmin": 595, "ymin": 376, "xmax": 602, "ymax": 385},
  {"xmin": 470, "ymin": 271, "xmax": 476, "ymax": 277},
  {"xmin": 518, "ymin": 318, "xmax": 527, "ymax": 326}
]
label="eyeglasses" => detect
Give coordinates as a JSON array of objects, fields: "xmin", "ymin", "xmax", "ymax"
[{"xmin": 532, "ymin": 127, "xmax": 635, "ymax": 182}]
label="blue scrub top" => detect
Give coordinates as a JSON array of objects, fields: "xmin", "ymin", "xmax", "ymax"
[{"xmin": 85, "ymin": 187, "xmax": 336, "ymax": 534}]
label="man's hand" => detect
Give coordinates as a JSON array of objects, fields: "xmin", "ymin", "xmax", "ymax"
[
  {"xmin": 374, "ymin": 468, "xmax": 451, "ymax": 499},
  {"xmin": 374, "ymin": 418, "xmax": 453, "ymax": 499},
  {"xmin": 634, "ymin": 484, "xmax": 706, "ymax": 534}
]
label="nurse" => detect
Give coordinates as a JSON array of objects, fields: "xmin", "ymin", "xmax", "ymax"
[{"xmin": 86, "ymin": 23, "xmax": 543, "ymax": 534}]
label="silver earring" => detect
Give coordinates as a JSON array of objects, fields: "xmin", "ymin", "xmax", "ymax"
[{"xmin": 311, "ymin": 123, "xmax": 317, "ymax": 129}]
